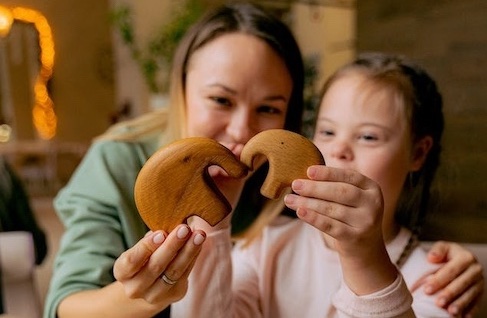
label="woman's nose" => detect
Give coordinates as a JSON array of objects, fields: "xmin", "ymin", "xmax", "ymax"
[{"xmin": 227, "ymin": 110, "xmax": 253, "ymax": 143}]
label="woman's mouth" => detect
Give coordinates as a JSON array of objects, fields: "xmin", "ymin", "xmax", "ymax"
[{"xmin": 207, "ymin": 142, "xmax": 245, "ymax": 179}]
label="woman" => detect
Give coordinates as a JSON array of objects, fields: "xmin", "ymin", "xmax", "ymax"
[
  {"xmin": 46, "ymin": 3, "xmax": 482, "ymax": 317},
  {"xmin": 45, "ymin": 2, "xmax": 303, "ymax": 317}
]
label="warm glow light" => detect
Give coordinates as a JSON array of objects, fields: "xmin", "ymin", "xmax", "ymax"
[
  {"xmin": 0, "ymin": 5, "xmax": 57, "ymax": 140},
  {"xmin": 0, "ymin": 124, "xmax": 12, "ymax": 142},
  {"xmin": 0, "ymin": 6, "xmax": 13, "ymax": 37}
]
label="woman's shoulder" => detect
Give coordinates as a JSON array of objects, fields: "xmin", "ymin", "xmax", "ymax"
[{"xmin": 87, "ymin": 134, "xmax": 160, "ymax": 166}]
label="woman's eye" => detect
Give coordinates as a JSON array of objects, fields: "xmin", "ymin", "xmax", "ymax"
[
  {"xmin": 211, "ymin": 96, "xmax": 231, "ymax": 107},
  {"xmin": 257, "ymin": 105, "xmax": 282, "ymax": 115}
]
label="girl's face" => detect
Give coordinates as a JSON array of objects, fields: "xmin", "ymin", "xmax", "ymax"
[
  {"xmin": 185, "ymin": 32, "xmax": 292, "ymax": 160},
  {"xmin": 313, "ymin": 74, "xmax": 427, "ymax": 238}
]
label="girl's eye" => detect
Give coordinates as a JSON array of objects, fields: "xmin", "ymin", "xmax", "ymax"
[
  {"xmin": 257, "ymin": 105, "xmax": 283, "ymax": 115},
  {"xmin": 359, "ymin": 134, "xmax": 379, "ymax": 141},
  {"xmin": 318, "ymin": 129, "xmax": 334, "ymax": 136}
]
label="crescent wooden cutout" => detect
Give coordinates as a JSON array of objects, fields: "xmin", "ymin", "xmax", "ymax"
[
  {"xmin": 240, "ymin": 129, "xmax": 325, "ymax": 199},
  {"xmin": 134, "ymin": 130, "xmax": 325, "ymax": 232},
  {"xmin": 134, "ymin": 137, "xmax": 248, "ymax": 232}
]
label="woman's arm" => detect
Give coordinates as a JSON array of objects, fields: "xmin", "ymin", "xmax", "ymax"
[
  {"xmin": 57, "ymin": 282, "xmax": 164, "ymax": 318},
  {"xmin": 425, "ymin": 241, "xmax": 484, "ymax": 317},
  {"xmin": 56, "ymin": 226, "xmax": 205, "ymax": 318}
]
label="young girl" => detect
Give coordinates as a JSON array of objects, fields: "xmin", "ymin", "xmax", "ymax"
[{"xmin": 169, "ymin": 52, "xmax": 475, "ymax": 317}]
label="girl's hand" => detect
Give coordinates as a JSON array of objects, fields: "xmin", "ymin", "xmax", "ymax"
[
  {"xmin": 113, "ymin": 225, "xmax": 206, "ymax": 309},
  {"xmin": 284, "ymin": 165, "xmax": 385, "ymax": 257},
  {"xmin": 284, "ymin": 165, "xmax": 397, "ymax": 295},
  {"xmin": 424, "ymin": 241, "xmax": 484, "ymax": 317}
]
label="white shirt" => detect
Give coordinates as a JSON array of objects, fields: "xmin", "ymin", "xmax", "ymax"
[{"xmin": 173, "ymin": 216, "xmax": 451, "ymax": 318}]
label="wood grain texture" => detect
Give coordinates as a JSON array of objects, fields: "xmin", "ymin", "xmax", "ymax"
[
  {"xmin": 134, "ymin": 130, "xmax": 325, "ymax": 232},
  {"xmin": 134, "ymin": 137, "xmax": 247, "ymax": 232},
  {"xmin": 240, "ymin": 129, "xmax": 325, "ymax": 199}
]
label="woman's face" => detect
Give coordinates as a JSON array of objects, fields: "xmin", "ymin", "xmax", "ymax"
[
  {"xmin": 313, "ymin": 74, "xmax": 420, "ymax": 237},
  {"xmin": 185, "ymin": 32, "xmax": 293, "ymax": 160}
]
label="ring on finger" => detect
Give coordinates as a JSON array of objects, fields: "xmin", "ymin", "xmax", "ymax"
[{"xmin": 160, "ymin": 273, "xmax": 177, "ymax": 285}]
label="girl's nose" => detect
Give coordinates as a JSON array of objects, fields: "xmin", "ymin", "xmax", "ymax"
[
  {"xmin": 328, "ymin": 139, "xmax": 353, "ymax": 161},
  {"xmin": 226, "ymin": 109, "xmax": 253, "ymax": 144}
]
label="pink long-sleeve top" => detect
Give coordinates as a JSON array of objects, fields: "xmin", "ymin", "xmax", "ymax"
[{"xmin": 173, "ymin": 216, "xmax": 451, "ymax": 317}]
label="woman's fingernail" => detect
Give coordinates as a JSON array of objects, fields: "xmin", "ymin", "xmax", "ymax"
[
  {"xmin": 153, "ymin": 232, "xmax": 165, "ymax": 244},
  {"xmin": 193, "ymin": 233, "xmax": 206, "ymax": 246},
  {"xmin": 177, "ymin": 225, "xmax": 190, "ymax": 239}
]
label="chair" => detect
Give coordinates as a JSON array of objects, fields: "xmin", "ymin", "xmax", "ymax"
[{"xmin": 0, "ymin": 231, "xmax": 41, "ymax": 318}]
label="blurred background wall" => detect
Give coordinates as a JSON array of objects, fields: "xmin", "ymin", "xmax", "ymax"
[
  {"xmin": 356, "ymin": 0, "xmax": 487, "ymax": 242},
  {"xmin": 0, "ymin": 0, "xmax": 114, "ymax": 142}
]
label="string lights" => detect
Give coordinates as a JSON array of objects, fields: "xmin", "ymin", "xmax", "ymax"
[{"xmin": 0, "ymin": 5, "xmax": 57, "ymax": 140}]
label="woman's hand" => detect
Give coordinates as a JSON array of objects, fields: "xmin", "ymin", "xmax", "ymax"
[
  {"xmin": 113, "ymin": 225, "xmax": 206, "ymax": 310},
  {"xmin": 424, "ymin": 241, "xmax": 484, "ymax": 317}
]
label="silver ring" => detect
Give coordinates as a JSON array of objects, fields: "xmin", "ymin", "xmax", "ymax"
[{"xmin": 161, "ymin": 273, "xmax": 177, "ymax": 285}]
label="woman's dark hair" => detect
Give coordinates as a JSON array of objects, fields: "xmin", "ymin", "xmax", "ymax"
[{"xmin": 320, "ymin": 52, "xmax": 444, "ymax": 232}]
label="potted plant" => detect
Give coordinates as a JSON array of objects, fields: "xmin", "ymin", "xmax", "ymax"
[{"xmin": 111, "ymin": 0, "xmax": 204, "ymax": 95}]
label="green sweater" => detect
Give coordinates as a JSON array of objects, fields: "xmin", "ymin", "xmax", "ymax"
[
  {"xmin": 44, "ymin": 133, "xmax": 271, "ymax": 318},
  {"xmin": 44, "ymin": 136, "xmax": 159, "ymax": 318}
]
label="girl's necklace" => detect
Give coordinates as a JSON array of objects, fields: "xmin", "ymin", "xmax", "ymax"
[{"xmin": 395, "ymin": 233, "xmax": 419, "ymax": 268}]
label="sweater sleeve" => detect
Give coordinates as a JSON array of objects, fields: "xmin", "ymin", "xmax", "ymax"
[
  {"xmin": 171, "ymin": 228, "xmax": 235, "ymax": 318},
  {"xmin": 333, "ymin": 274, "xmax": 415, "ymax": 318},
  {"xmin": 43, "ymin": 140, "xmax": 150, "ymax": 318}
]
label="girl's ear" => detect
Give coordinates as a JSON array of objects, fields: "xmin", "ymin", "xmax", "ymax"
[{"xmin": 410, "ymin": 136, "xmax": 433, "ymax": 172}]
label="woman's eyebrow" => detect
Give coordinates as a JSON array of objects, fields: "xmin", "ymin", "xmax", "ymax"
[
  {"xmin": 207, "ymin": 83, "xmax": 237, "ymax": 95},
  {"xmin": 207, "ymin": 83, "xmax": 288, "ymax": 102}
]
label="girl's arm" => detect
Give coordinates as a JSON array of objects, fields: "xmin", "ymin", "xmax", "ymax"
[
  {"xmin": 284, "ymin": 165, "xmax": 398, "ymax": 295},
  {"xmin": 284, "ymin": 165, "xmax": 416, "ymax": 317}
]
